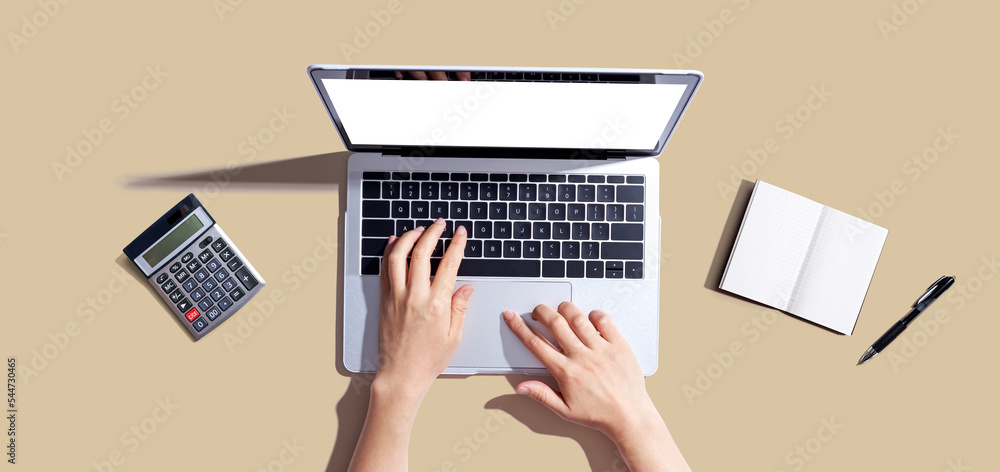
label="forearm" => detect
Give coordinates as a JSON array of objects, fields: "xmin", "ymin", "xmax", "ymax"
[
  {"xmin": 347, "ymin": 379, "xmax": 426, "ymax": 472},
  {"xmin": 608, "ymin": 402, "xmax": 691, "ymax": 472}
]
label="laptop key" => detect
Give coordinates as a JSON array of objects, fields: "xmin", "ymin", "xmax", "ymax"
[
  {"xmin": 538, "ymin": 184, "xmax": 556, "ymax": 201},
  {"xmin": 402, "ymin": 182, "xmax": 419, "ymax": 199},
  {"xmin": 616, "ymin": 186, "xmax": 644, "ymax": 203},
  {"xmin": 441, "ymin": 182, "xmax": 459, "ymax": 200},
  {"xmin": 474, "ymin": 221, "xmax": 492, "ymax": 239},
  {"xmin": 362, "ymin": 220, "xmax": 394, "ymax": 237},
  {"xmin": 528, "ymin": 203, "xmax": 546, "ymax": 220},
  {"xmin": 578, "ymin": 185, "xmax": 595, "ymax": 202},
  {"xmin": 480, "ymin": 183, "xmax": 498, "ymax": 200},
  {"xmin": 553, "ymin": 222, "xmax": 571, "ymax": 240},
  {"xmin": 607, "ymin": 204, "xmax": 624, "ymax": 222},
  {"xmin": 451, "ymin": 172, "xmax": 469, "ymax": 181},
  {"xmin": 528, "ymin": 174, "xmax": 546, "ymax": 182},
  {"xmin": 587, "ymin": 175, "xmax": 605, "ymax": 183},
  {"xmin": 558, "ymin": 185, "xmax": 575, "ymax": 201},
  {"xmin": 361, "ymin": 257, "xmax": 380, "ymax": 275},
  {"xmin": 567, "ymin": 260, "xmax": 585, "ymax": 278},
  {"xmin": 601, "ymin": 242, "xmax": 643, "ymax": 260},
  {"xmin": 606, "ymin": 261, "xmax": 624, "ymax": 270},
  {"xmin": 587, "ymin": 204, "xmax": 605, "ymax": 221},
  {"xmin": 500, "ymin": 183, "xmax": 518, "ymax": 201},
  {"xmin": 494, "ymin": 221, "xmax": 512, "ymax": 239},
  {"xmin": 362, "ymin": 201, "xmax": 390, "ymax": 218},
  {"xmin": 489, "ymin": 202, "xmax": 507, "ymax": 220},
  {"xmin": 572, "ymin": 223, "xmax": 589, "ymax": 240},
  {"xmin": 597, "ymin": 185, "xmax": 615, "ymax": 202},
  {"xmin": 363, "ymin": 181, "xmax": 381, "ymax": 198},
  {"xmin": 504, "ymin": 241, "xmax": 521, "ymax": 258},
  {"xmin": 518, "ymin": 184, "xmax": 537, "ymax": 201},
  {"xmin": 460, "ymin": 183, "xmax": 478, "ymax": 200},
  {"xmin": 542, "ymin": 260, "xmax": 565, "ymax": 278},
  {"xmin": 471, "ymin": 173, "xmax": 489, "ymax": 182},
  {"xmin": 542, "ymin": 241, "xmax": 560, "ymax": 258},
  {"xmin": 490, "ymin": 173, "xmax": 507, "ymax": 182},
  {"xmin": 626, "ymin": 204, "xmax": 644, "ymax": 222},
  {"xmin": 611, "ymin": 223, "xmax": 643, "ymax": 241},
  {"xmin": 581, "ymin": 242, "xmax": 600, "ymax": 259},
  {"xmin": 484, "ymin": 240, "xmax": 502, "ymax": 258},
  {"xmin": 412, "ymin": 172, "xmax": 430, "ymax": 181},
  {"xmin": 533, "ymin": 222, "xmax": 551, "ymax": 239},
  {"xmin": 382, "ymin": 181, "xmax": 400, "ymax": 199},
  {"xmin": 607, "ymin": 175, "xmax": 625, "ymax": 183},
  {"xmin": 421, "ymin": 182, "xmax": 439, "ymax": 199},
  {"xmin": 626, "ymin": 176, "xmax": 644, "ymax": 184},
  {"xmin": 470, "ymin": 202, "xmax": 489, "ymax": 219},
  {"xmin": 411, "ymin": 201, "xmax": 429, "ymax": 219},
  {"xmin": 625, "ymin": 262, "xmax": 643, "ymax": 279},
  {"xmin": 457, "ymin": 259, "xmax": 540, "ymax": 277},
  {"xmin": 450, "ymin": 202, "xmax": 468, "ymax": 219},
  {"xmin": 431, "ymin": 172, "xmax": 449, "ymax": 181},
  {"xmin": 513, "ymin": 222, "xmax": 532, "ymax": 239},
  {"xmin": 391, "ymin": 172, "xmax": 410, "ymax": 180},
  {"xmin": 363, "ymin": 171, "xmax": 390, "ymax": 180},
  {"xmin": 548, "ymin": 174, "xmax": 566, "ymax": 182},
  {"xmin": 510, "ymin": 174, "xmax": 528, "ymax": 182},
  {"xmin": 523, "ymin": 241, "xmax": 541, "ymax": 258},
  {"xmin": 464, "ymin": 240, "xmax": 483, "ymax": 257},
  {"xmin": 592, "ymin": 223, "xmax": 610, "ymax": 240},
  {"xmin": 509, "ymin": 202, "xmax": 527, "ymax": 220},
  {"xmin": 587, "ymin": 261, "xmax": 603, "ymax": 278},
  {"xmin": 568, "ymin": 175, "xmax": 586, "ymax": 183},
  {"xmin": 391, "ymin": 201, "xmax": 409, "ymax": 218},
  {"xmin": 548, "ymin": 203, "xmax": 566, "ymax": 221},
  {"xmin": 361, "ymin": 238, "xmax": 389, "ymax": 256},
  {"xmin": 568, "ymin": 203, "xmax": 586, "ymax": 221},
  {"xmin": 430, "ymin": 201, "xmax": 449, "ymax": 219},
  {"xmin": 562, "ymin": 241, "xmax": 580, "ymax": 259},
  {"xmin": 396, "ymin": 220, "xmax": 415, "ymax": 234}
]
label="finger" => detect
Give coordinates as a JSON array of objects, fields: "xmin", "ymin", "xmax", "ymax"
[
  {"xmin": 456, "ymin": 71, "xmax": 471, "ymax": 81},
  {"xmin": 394, "ymin": 71, "xmax": 403, "ymax": 79},
  {"xmin": 386, "ymin": 227, "xmax": 424, "ymax": 289},
  {"xmin": 589, "ymin": 310, "xmax": 625, "ymax": 344},
  {"xmin": 407, "ymin": 71, "xmax": 428, "ymax": 80},
  {"xmin": 504, "ymin": 310, "xmax": 564, "ymax": 368},
  {"xmin": 515, "ymin": 380, "xmax": 570, "ymax": 419},
  {"xmin": 449, "ymin": 284, "xmax": 474, "ymax": 337},
  {"xmin": 531, "ymin": 304, "xmax": 585, "ymax": 353},
  {"xmin": 558, "ymin": 301, "xmax": 603, "ymax": 348},
  {"xmin": 428, "ymin": 71, "xmax": 449, "ymax": 81},
  {"xmin": 408, "ymin": 218, "xmax": 446, "ymax": 286},
  {"xmin": 431, "ymin": 223, "xmax": 468, "ymax": 297},
  {"xmin": 380, "ymin": 235, "xmax": 398, "ymax": 294}
]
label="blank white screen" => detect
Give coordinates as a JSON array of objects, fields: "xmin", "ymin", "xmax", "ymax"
[{"xmin": 322, "ymin": 79, "xmax": 687, "ymax": 150}]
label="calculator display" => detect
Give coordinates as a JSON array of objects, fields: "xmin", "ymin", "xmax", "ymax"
[{"xmin": 142, "ymin": 215, "xmax": 205, "ymax": 267}]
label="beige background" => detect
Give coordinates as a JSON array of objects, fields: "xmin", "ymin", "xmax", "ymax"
[{"xmin": 3, "ymin": 0, "xmax": 998, "ymax": 471}]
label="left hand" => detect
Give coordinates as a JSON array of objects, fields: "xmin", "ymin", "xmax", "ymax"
[{"xmin": 373, "ymin": 219, "xmax": 472, "ymax": 399}]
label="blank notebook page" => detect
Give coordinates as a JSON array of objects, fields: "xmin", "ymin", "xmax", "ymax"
[{"xmin": 719, "ymin": 181, "xmax": 888, "ymax": 335}]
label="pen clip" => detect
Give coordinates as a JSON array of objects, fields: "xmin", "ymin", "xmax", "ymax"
[{"xmin": 913, "ymin": 276, "xmax": 954, "ymax": 307}]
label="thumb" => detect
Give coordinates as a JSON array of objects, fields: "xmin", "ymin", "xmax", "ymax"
[
  {"xmin": 516, "ymin": 380, "xmax": 570, "ymax": 419},
  {"xmin": 450, "ymin": 285, "xmax": 474, "ymax": 335}
]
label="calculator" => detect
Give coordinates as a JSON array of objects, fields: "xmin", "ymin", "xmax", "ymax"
[{"xmin": 123, "ymin": 194, "xmax": 265, "ymax": 340}]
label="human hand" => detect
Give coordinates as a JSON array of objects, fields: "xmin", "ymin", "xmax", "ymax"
[
  {"xmin": 374, "ymin": 219, "xmax": 472, "ymax": 400},
  {"xmin": 502, "ymin": 302, "xmax": 658, "ymax": 441}
]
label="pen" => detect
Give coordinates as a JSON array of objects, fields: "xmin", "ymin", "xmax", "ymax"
[{"xmin": 857, "ymin": 275, "xmax": 956, "ymax": 365}]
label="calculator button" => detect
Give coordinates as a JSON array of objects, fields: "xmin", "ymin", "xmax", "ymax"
[
  {"xmin": 230, "ymin": 287, "xmax": 245, "ymax": 302},
  {"xmin": 219, "ymin": 247, "xmax": 234, "ymax": 262},
  {"xmin": 186, "ymin": 260, "xmax": 201, "ymax": 273},
  {"xmin": 198, "ymin": 249, "xmax": 213, "ymax": 263},
  {"xmin": 192, "ymin": 317, "xmax": 208, "ymax": 332},
  {"xmin": 190, "ymin": 288, "xmax": 206, "ymax": 302},
  {"xmin": 169, "ymin": 262, "xmax": 182, "ymax": 273},
  {"xmin": 194, "ymin": 268, "xmax": 210, "ymax": 283},
  {"xmin": 214, "ymin": 268, "xmax": 229, "ymax": 282},
  {"xmin": 181, "ymin": 252, "xmax": 194, "ymax": 264},
  {"xmin": 177, "ymin": 298, "xmax": 192, "ymax": 312},
  {"xmin": 221, "ymin": 278, "xmax": 237, "ymax": 292},
  {"xmin": 182, "ymin": 279, "xmax": 197, "ymax": 293},
  {"xmin": 227, "ymin": 258, "xmax": 243, "ymax": 271},
  {"xmin": 198, "ymin": 298, "xmax": 213, "ymax": 312},
  {"xmin": 168, "ymin": 289, "xmax": 184, "ymax": 303},
  {"xmin": 218, "ymin": 296, "xmax": 233, "ymax": 311},
  {"xmin": 235, "ymin": 267, "xmax": 259, "ymax": 291},
  {"xmin": 202, "ymin": 277, "xmax": 217, "ymax": 292},
  {"xmin": 211, "ymin": 239, "xmax": 227, "ymax": 253},
  {"xmin": 210, "ymin": 287, "xmax": 225, "ymax": 301},
  {"xmin": 175, "ymin": 269, "xmax": 190, "ymax": 283},
  {"xmin": 205, "ymin": 306, "xmax": 222, "ymax": 321},
  {"xmin": 185, "ymin": 308, "xmax": 200, "ymax": 322},
  {"xmin": 199, "ymin": 236, "xmax": 213, "ymax": 249},
  {"xmin": 161, "ymin": 279, "xmax": 177, "ymax": 293},
  {"xmin": 156, "ymin": 273, "xmax": 169, "ymax": 284},
  {"xmin": 206, "ymin": 258, "xmax": 222, "ymax": 273}
]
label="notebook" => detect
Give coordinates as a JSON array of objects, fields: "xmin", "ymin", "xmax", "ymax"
[{"xmin": 719, "ymin": 181, "xmax": 888, "ymax": 334}]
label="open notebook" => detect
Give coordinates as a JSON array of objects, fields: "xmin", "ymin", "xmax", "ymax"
[{"xmin": 720, "ymin": 181, "xmax": 888, "ymax": 334}]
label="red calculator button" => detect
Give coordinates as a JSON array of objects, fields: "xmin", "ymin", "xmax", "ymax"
[{"xmin": 185, "ymin": 308, "xmax": 200, "ymax": 322}]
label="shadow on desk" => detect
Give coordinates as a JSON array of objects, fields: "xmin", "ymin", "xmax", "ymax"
[{"xmin": 124, "ymin": 152, "xmax": 629, "ymax": 471}]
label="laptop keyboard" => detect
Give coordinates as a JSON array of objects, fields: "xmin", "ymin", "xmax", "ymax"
[{"xmin": 359, "ymin": 172, "xmax": 646, "ymax": 279}]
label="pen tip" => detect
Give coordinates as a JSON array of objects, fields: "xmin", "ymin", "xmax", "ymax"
[{"xmin": 857, "ymin": 347, "xmax": 877, "ymax": 366}]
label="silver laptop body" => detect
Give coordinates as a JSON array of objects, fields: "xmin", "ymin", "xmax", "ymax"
[{"xmin": 308, "ymin": 65, "xmax": 702, "ymax": 375}]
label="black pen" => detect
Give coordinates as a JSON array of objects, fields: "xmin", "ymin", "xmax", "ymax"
[{"xmin": 857, "ymin": 275, "xmax": 955, "ymax": 365}]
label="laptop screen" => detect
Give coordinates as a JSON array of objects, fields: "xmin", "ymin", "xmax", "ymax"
[{"xmin": 310, "ymin": 67, "xmax": 701, "ymax": 157}]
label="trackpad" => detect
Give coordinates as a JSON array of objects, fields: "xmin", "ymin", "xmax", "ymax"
[{"xmin": 449, "ymin": 281, "xmax": 571, "ymax": 370}]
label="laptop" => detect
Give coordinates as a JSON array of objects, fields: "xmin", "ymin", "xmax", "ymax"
[{"xmin": 308, "ymin": 65, "xmax": 702, "ymax": 375}]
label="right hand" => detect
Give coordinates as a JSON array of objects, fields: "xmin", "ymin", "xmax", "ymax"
[{"xmin": 502, "ymin": 302, "xmax": 658, "ymax": 440}]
